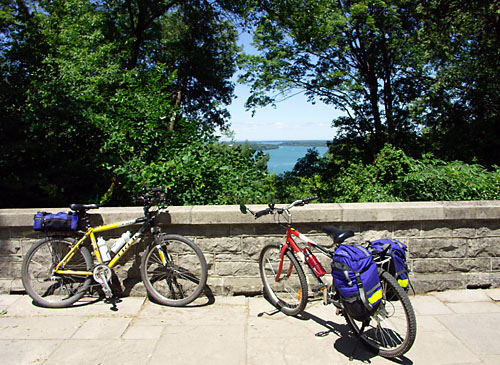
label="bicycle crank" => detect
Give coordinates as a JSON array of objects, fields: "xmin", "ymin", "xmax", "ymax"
[{"xmin": 93, "ymin": 264, "xmax": 113, "ymax": 299}]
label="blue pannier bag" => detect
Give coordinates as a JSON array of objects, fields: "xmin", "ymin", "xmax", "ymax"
[
  {"xmin": 33, "ymin": 211, "xmax": 79, "ymax": 232},
  {"xmin": 331, "ymin": 244, "xmax": 382, "ymax": 321},
  {"xmin": 370, "ymin": 238, "xmax": 409, "ymax": 291}
]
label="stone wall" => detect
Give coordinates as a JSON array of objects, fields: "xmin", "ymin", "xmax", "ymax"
[{"xmin": 1, "ymin": 201, "xmax": 499, "ymax": 296}]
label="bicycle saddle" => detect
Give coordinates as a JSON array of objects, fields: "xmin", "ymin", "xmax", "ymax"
[
  {"xmin": 322, "ymin": 226, "xmax": 354, "ymax": 244},
  {"xmin": 70, "ymin": 204, "xmax": 99, "ymax": 211}
]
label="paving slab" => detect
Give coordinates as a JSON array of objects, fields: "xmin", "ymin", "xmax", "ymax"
[
  {"xmin": 151, "ymin": 324, "xmax": 246, "ymax": 365},
  {"xmin": 0, "ymin": 316, "xmax": 85, "ymax": 340},
  {"xmin": 138, "ymin": 296, "xmax": 248, "ymax": 324},
  {"xmin": 445, "ymin": 300, "xmax": 500, "ymax": 314},
  {"xmin": 0, "ymin": 339, "xmax": 61, "ymax": 364},
  {"xmin": 410, "ymin": 294, "xmax": 454, "ymax": 315},
  {"xmin": 404, "ymin": 327, "xmax": 481, "ymax": 364},
  {"xmin": 0, "ymin": 294, "xmax": 22, "ymax": 310},
  {"xmin": 431, "ymin": 289, "xmax": 492, "ymax": 303},
  {"xmin": 46, "ymin": 339, "xmax": 157, "ymax": 364},
  {"xmin": 122, "ymin": 318, "xmax": 165, "ymax": 340},
  {"xmin": 437, "ymin": 313, "xmax": 500, "ymax": 356},
  {"xmin": 72, "ymin": 317, "xmax": 132, "ymax": 339},
  {"xmin": 485, "ymin": 288, "xmax": 500, "ymax": 301},
  {"xmin": 4, "ymin": 294, "xmax": 146, "ymax": 317}
]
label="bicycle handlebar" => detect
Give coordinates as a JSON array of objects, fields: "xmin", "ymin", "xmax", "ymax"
[
  {"xmin": 254, "ymin": 207, "xmax": 273, "ymax": 218},
  {"xmin": 244, "ymin": 196, "xmax": 318, "ymax": 219},
  {"xmin": 136, "ymin": 186, "xmax": 169, "ymax": 210}
]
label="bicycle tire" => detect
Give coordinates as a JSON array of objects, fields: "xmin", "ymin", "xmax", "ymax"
[
  {"xmin": 259, "ymin": 243, "xmax": 308, "ymax": 316},
  {"xmin": 343, "ymin": 270, "xmax": 417, "ymax": 358},
  {"xmin": 21, "ymin": 237, "xmax": 93, "ymax": 308},
  {"xmin": 140, "ymin": 234, "xmax": 207, "ymax": 306}
]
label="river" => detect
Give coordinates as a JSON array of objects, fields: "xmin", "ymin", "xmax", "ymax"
[{"xmin": 260, "ymin": 142, "xmax": 329, "ymax": 175}]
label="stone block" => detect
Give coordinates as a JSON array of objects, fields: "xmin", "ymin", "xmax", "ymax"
[
  {"xmin": 476, "ymin": 220, "xmax": 500, "ymax": 236},
  {"xmin": 240, "ymin": 237, "xmax": 266, "ymax": 260},
  {"xmin": 290, "ymin": 203, "xmax": 343, "ymax": 223},
  {"xmin": 341, "ymin": 201, "xmax": 445, "ymax": 222},
  {"xmin": 214, "ymin": 261, "xmax": 259, "ymax": 277},
  {"xmin": 182, "ymin": 223, "xmax": 231, "ymax": 238},
  {"xmin": 451, "ymin": 224, "xmax": 476, "ymax": 238},
  {"xmin": 357, "ymin": 222, "xmax": 392, "ymax": 241},
  {"xmin": 411, "ymin": 273, "xmax": 465, "ymax": 293},
  {"xmin": 412, "ymin": 258, "xmax": 490, "ymax": 273},
  {"xmin": 0, "ymin": 258, "xmax": 22, "ymax": 278},
  {"xmin": 492, "ymin": 258, "xmax": 500, "ymax": 271},
  {"xmin": 393, "ymin": 221, "xmax": 421, "ymax": 238},
  {"xmin": 0, "ymin": 239, "xmax": 21, "ymax": 256},
  {"xmin": 468, "ymin": 237, "xmax": 500, "ymax": 257},
  {"xmin": 197, "ymin": 236, "xmax": 241, "ymax": 254},
  {"xmin": 421, "ymin": 221, "xmax": 453, "ymax": 238},
  {"xmin": 410, "ymin": 237, "xmax": 467, "ymax": 258}
]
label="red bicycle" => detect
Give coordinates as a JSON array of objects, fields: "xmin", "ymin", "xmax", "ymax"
[{"xmin": 240, "ymin": 197, "xmax": 416, "ymax": 358}]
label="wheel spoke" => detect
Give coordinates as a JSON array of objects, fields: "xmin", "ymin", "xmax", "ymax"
[
  {"xmin": 22, "ymin": 238, "xmax": 92, "ymax": 308},
  {"xmin": 259, "ymin": 243, "xmax": 308, "ymax": 316},
  {"xmin": 141, "ymin": 235, "xmax": 207, "ymax": 306},
  {"xmin": 343, "ymin": 270, "xmax": 416, "ymax": 358}
]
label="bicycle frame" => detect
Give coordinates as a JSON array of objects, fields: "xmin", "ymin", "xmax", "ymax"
[
  {"xmin": 276, "ymin": 225, "xmax": 330, "ymax": 285},
  {"xmin": 54, "ymin": 217, "xmax": 150, "ymax": 276}
]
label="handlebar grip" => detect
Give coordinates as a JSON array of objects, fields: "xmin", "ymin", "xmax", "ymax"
[
  {"xmin": 302, "ymin": 196, "xmax": 318, "ymax": 204},
  {"xmin": 255, "ymin": 207, "xmax": 272, "ymax": 218}
]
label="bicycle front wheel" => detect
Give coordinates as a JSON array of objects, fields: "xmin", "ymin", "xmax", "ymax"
[
  {"xmin": 21, "ymin": 237, "xmax": 93, "ymax": 308},
  {"xmin": 140, "ymin": 234, "xmax": 207, "ymax": 306},
  {"xmin": 344, "ymin": 270, "xmax": 417, "ymax": 358},
  {"xmin": 259, "ymin": 243, "xmax": 308, "ymax": 316}
]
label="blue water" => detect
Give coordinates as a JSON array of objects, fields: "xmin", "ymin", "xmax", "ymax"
[{"xmin": 265, "ymin": 145, "xmax": 328, "ymax": 175}]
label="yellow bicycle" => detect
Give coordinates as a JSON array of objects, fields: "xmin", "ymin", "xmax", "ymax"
[{"xmin": 22, "ymin": 187, "xmax": 207, "ymax": 308}]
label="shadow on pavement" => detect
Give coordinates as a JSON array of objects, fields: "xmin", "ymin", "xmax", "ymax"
[{"xmin": 299, "ymin": 310, "xmax": 414, "ymax": 365}]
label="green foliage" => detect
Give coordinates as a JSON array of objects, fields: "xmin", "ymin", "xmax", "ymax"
[
  {"xmin": 412, "ymin": 0, "xmax": 500, "ymax": 168},
  {"xmin": 293, "ymin": 148, "xmax": 321, "ymax": 177},
  {"xmin": 2, "ymin": 1, "xmax": 500, "ymax": 208},
  {"xmin": 111, "ymin": 138, "xmax": 272, "ymax": 206},
  {"xmin": 240, "ymin": 0, "xmax": 425, "ymax": 161},
  {"xmin": 275, "ymin": 145, "xmax": 500, "ymax": 204},
  {"xmin": 401, "ymin": 158, "xmax": 500, "ymax": 202},
  {"xmin": 0, "ymin": 0, "xmax": 271, "ymax": 207}
]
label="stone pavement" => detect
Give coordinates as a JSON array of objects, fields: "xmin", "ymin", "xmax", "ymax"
[{"xmin": 0, "ymin": 289, "xmax": 499, "ymax": 365}]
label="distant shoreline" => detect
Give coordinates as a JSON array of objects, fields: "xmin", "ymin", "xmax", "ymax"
[{"xmin": 228, "ymin": 140, "xmax": 329, "ymax": 151}]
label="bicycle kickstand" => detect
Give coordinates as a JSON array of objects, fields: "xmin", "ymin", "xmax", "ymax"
[{"xmin": 349, "ymin": 321, "xmax": 367, "ymax": 361}]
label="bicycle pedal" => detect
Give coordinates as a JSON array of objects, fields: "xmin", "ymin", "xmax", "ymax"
[{"xmin": 312, "ymin": 284, "xmax": 326, "ymax": 293}]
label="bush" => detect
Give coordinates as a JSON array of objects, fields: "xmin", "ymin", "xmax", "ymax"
[{"xmin": 274, "ymin": 144, "xmax": 500, "ymax": 204}]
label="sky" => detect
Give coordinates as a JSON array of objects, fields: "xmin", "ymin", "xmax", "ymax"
[{"xmin": 220, "ymin": 31, "xmax": 343, "ymax": 142}]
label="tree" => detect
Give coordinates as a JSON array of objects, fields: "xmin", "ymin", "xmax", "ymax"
[
  {"xmin": 415, "ymin": 0, "xmax": 500, "ymax": 167},
  {"xmin": 292, "ymin": 148, "xmax": 321, "ymax": 177},
  {"xmin": 0, "ymin": 0, "xmax": 264, "ymax": 207},
  {"xmin": 93, "ymin": 0, "xmax": 241, "ymax": 129},
  {"xmin": 240, "ymin": 0, "xmax": 426, "ymax": 162},
  {"xmin": 0, "ymin": 0, "xmax": 112, "ymax": 207}
]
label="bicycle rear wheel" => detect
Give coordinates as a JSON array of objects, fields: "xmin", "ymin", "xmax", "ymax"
[
  {"xmin": 140, "ymin": 234, "xmax": 207, "ymax": 306},
  {"xmin": 259, "ymin": 243, "xmax": 308, "ymax": 316},
  {"xmin": 344, "ymin": 270, "xmax": 417, "ymax": 358},
  {"xmin": 22, "ymin": 237, "xmax": 93, "ymax": 308}
]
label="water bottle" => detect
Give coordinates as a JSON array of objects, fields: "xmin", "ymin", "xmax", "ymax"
[
  {"xmin": 303, "ymin": 247, "xmax": 326, "ymax": 277},
  {"xmin": 97, "ymin": 236, "xmax": 111, "ymax": 262},
  {"xmin": 111, "ymin": 231, "xmax": 131, "ymax": 254}
]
